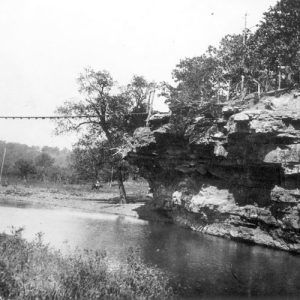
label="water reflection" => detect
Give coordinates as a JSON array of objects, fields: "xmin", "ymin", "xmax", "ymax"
[{"xmin": 0, "ymin": 203, "xmax": 299, "ymax": 298}]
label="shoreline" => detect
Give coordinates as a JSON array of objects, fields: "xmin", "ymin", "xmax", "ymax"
[
  {"xmin": 0, "ymin": 181, "xmax": 150, "ymax": 218},
  {"xmin": 3, "ymin": 182, "xmax": 298, "ymax": 254}
]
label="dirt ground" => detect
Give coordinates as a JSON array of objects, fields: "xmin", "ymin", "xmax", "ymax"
[{"xmin": 0, "ymin": 180, "xmax": 150, "ymax": 218}]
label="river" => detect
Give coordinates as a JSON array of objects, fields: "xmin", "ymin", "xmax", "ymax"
[{"xmin": 0, "ymin": 200, "xmax": 299, "ymax": 298}]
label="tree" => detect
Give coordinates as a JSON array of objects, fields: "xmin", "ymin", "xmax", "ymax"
[
  {"xmin": 56, "ymin": 68, "xmax": 151, "ymax": 203},
  {"xmin": 252, "ymin": 0, "xmax": 300, "ymax": 74},
  {"xmin": 14, "ymin": 159, "xmax": 36, "ymax": 179},
  {"xmin": 162, "ymin": 50, "xmax": 222, "ymax": 132},
  {"xmin": 71, "ymin": 133, "xmax": 109, "ymax": 181},
  {"xmin": 71, "ymin": 133, "xmax": 133, "ymax": 183},
  {"xmin": 124, "ymin": 75, "xmax": 156, "ymax": 134},
  {"xmin": 126, "ymin": 75, "xmax": 155, "ymax": 111},
  {"xmin": 217, "ymin": 34, "xmax": 246, "ymax": 90},
  {"xmin": 35, "ymin": 153, "xmax": 55, "ymax": 169},
  {"xmin": 164, "ymin": 0, "xmax": 300, "ymax": 131},
  {"xmin": 35, "ymin": 153, "xmax": 55, "ymax": 181}
]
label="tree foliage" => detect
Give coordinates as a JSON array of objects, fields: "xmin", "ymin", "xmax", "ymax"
[
  {"xmin": 126, "ymin": 75, "xmax": 155, "ymax": 111},
  {"xmin": 34, "ymin": 153, "xmax": 55, "ymax": 181},
  {"xmin": 252, "ymin": 0, "xmax": 300, "ymax": 73},
  {"xmin": 0, "ymin": 141, "xmax": 72, "ymax": 183},
  {"xmin": 35, "ymin": 153, "xmax": 55, "ymax": 169},
  {"xmin": 124, "ymin": 76, "xmax": 156, "ymax": 134},
  {"xmin": 71, "ymin": 133, "xmax": 111, "ymax": 181},
  {"xmin": 56, "ymin": 68, "xmax": 154, "ymax": 202},
  {"xmin": 56, "ymin": 68, "xmax": 129, "ymax": 142},
  {"xmin": 71, "ymin": 134, "xmax": 133, "ymax": 182},
  {"xmin": 165, "ymin": 0, "xmax": 300, "ymax": 129},
  {"xmin": 14, "ymin": 159, "xmax": 36, "ymax": 179}
]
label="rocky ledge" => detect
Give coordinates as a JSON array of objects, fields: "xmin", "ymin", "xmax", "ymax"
[{"xmin": 126, "ymin": 91, "xmax": 300, "ymax": 253}]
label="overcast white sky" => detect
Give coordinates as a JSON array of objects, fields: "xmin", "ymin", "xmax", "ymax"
[{"xmin": 0, "ymin": 0, "xmax": 278, "ymax": 149}]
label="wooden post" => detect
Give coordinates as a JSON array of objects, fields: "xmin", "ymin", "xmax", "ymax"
[
  {"xmin": 258, "ymin": 83, "xmax": 261, "ymax": 99},
  {"xmin": 109, "ymin": 167, "xmax": 114, "ymax": 188},
  {"xmin": 241, "ymin": 75, "xmax": 245, "ymax": 94},
  {"xmin": 146, "ymin": 89, "xmax": 155, "ymax": 127},
  {"xmin": 278, "ymin": 69, "xmax": 281, "ymax": 90},
  {"xmin": 217, "ymin": 80, "xmax": 220, "ymax": 103},
  {"xmin": 227, "ymin": 80, "xmax": 231, "ymax": 101},
  {"xmin": 243, "ymin": 13, "xmax": 247, "ymax": 45},
  {"xmin": 0, "ymin": 147, "xmax": 6, "ymax": 185}
]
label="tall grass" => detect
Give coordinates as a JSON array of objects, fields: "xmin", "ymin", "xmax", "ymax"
[{"xmin": 0, "ymin": 231, "xmax": 174, "ymax": 299}]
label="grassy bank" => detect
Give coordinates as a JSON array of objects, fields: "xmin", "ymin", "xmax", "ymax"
[{"xmin": 0, "ymin": 232, "xmax": 174, "ymax": 299}]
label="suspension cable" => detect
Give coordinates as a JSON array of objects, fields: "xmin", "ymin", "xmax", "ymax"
[{"xmin": 0, "ymin": 112, "xmax": 148, "ymax": 120}]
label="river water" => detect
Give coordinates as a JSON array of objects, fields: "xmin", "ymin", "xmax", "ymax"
[{"xmin": 0, "ymin": 200, "xmax": 299, "ymax": 298}]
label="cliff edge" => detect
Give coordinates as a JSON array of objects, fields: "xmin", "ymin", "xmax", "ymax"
[{"xmin": 126, "ymin": 90, "xmax": 300, "ymax": 253}]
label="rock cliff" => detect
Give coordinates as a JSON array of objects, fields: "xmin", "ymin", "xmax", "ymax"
[{"xmin": 126, "ymin": 90, "xmax": 300, "ymax": 253}]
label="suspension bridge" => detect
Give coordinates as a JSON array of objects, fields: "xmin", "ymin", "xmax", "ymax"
[{"xmin": 0, "ymin": 112, "xmax": 148, "ymax": 120}]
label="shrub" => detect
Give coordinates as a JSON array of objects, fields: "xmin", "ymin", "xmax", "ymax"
[{"xmin": 0, "ymin": 231, "xmax": 174, "ymax": 299}]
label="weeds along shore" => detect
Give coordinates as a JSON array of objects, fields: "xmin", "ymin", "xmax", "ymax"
[{"xmin": 0, "ymin": 231, "xmax": 174, "ymax": 299}]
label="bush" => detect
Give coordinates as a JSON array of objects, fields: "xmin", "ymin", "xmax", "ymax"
[{"xmin": 0, "ymin": 231, "xmax": 174, "ymax": 299}]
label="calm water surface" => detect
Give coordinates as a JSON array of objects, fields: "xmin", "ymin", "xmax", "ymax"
[{"xmin": 0, "ymin": 200, "xmax": 299, "ymax": 298}]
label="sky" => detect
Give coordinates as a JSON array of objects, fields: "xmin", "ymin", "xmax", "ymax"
[{"xmin": 0, "ymin": 0, "xmax": 278, "ymax": 149}]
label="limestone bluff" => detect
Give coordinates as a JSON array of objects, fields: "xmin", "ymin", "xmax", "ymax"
[{"xmin": 126, "ymin": 90, "xmax": 300, "ymax": 253}]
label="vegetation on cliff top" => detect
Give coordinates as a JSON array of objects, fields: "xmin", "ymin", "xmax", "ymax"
[{"xmin": 162, "ymin": 0, "xmax": 300, "ymax": 129}]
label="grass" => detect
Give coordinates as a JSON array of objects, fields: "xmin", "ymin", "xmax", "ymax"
[{"xmin": 0, "ymin": 231, "xmax": 174, "ymax": 299}]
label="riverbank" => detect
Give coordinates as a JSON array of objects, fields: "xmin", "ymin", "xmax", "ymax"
[
  {"xmin": 1, "ymin": 187, "xmax": 300, "ymax": 298},
  {"xmin": 0, "ymin": 181, "xmax": 150, "ymax": 218},
  {"xmin": 0, "ymin": 231, "xmax": 174, "ymax": 299}
]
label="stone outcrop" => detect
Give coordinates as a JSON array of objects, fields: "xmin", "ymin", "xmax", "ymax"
[{"xmin": 126, "ymin": 91, "xmax": 300, "ymax": 253}]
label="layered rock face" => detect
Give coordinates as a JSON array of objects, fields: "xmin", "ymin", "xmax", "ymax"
[{"xmin": 127, "ymin": 91, "xmax": 300, "ymax": 253}]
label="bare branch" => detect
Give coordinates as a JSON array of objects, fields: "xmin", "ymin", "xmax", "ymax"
[{"xmin": 73, "ymin": 121, "xmax": 101, "ymax": 130}]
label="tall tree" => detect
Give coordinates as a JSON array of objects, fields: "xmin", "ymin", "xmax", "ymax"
[
  {"xmin": 35, "ymin": 153, "xmax": 55, "ymax": 169},
  {"xmin": 14, "ymin": 159, "xmax": 36, "ymax": 180},
  {"xmin": 71, "ymin": 133, "xmax": 110, "ymax": 181},
  {"xmin": 162, "ymin": 50, "xmax": 222, "ymax": 132},
  {"xmin": 71, "ymin": 133, "xmax": 133, "ymax": 183},
  {"xmin": 252, "ymin": 0, "xmax": 300, "ymax": 75},
  {"xmin": 56, "ymin": 68, "xmax": 152, "ymax": 203},
  {"xmin": 126, "ymin": 75, "xmax": 154, "ymax": 111},
  {"xmin": 124, "ymin": 75, "xmax": 156, "ymax": 134},
  {"xmin": 35, "ymin": 153, "xmax": 55, "ymax": 181}
]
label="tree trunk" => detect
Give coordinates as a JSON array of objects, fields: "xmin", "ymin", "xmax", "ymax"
[
  {"xmin": 117, "ymin": 167, "xmax": 127, "ymax": 204},
  {"xmin": 103, "ymin": 131, "xmax": 127, "ymax": 203}
]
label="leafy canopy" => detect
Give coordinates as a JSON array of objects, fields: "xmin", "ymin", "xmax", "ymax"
[
  {"xmin": 56, "ymin": 68, "xmax": 154, "ymax": 197},
  {"xmin": 165, "ymin": 0, "xmax": 300, "ymax": 130}
]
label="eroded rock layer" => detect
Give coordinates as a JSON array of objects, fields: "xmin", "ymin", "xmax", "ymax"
[{"xmin": 127, "ymin": 91, "xmax": 300, "ymax": 253}]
